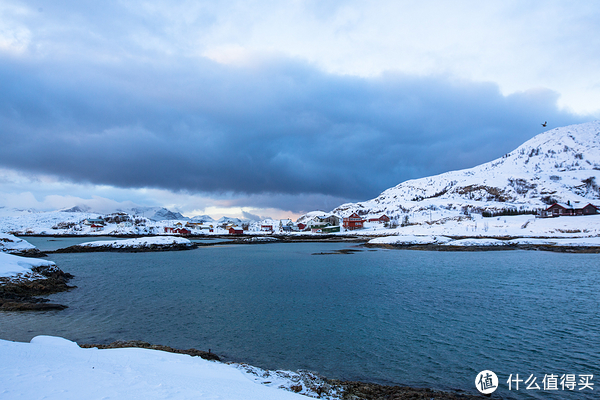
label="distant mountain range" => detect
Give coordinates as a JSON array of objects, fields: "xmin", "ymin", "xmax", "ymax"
[
  {"xmin": 58, "ymin": 206, "xmax": 187, "ymax": 221},
  {"xmin": 331, "ymin": 121, "xmax": 600, "ymax": 218}
]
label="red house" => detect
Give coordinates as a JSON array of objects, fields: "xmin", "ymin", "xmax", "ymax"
[
  {"xmin": 229, "ymin": 227, "xmax": 244, "ymax": 235},
  {"xmin": 545, "ymin": 203, "xmax": 599, "ymax": 217},
  {"xmin": 581, "ymin": 203, "xmax": 599, "ymax": 215},
  {"xmin": 368, "ymin": 214, "xmax": 390, "ymax": 223},
  {"xmin": 297, "ymin": 223, "xmax": 307, "ymax": 231},
  {"xmin": 343, "ymin": 213, "xmax": 365, "ymax": 230},
  {"xmin": 164, "ymin": 227, "xmax": 191, "ymax": 235},
  {"xmin": 90, "ymin": 224, "xmax": 104, "ymax": 232}
]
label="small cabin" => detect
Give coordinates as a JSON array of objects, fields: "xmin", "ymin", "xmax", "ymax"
[
  {"xmin": 164, "ymin": 227, "xmax": 191, "ymax": 235},
  {"xmin": 545, "ymin": 203, "xmax": 599, "ymax": 217},
  {"xmin": 581, "ymin": 203, "xmax": 599, "ymax": 215},
  {"xmin": 90, "ymin": 224, "xmax": 104, "ymax": 232},
  {"xmin": 229, "ymin": 227, "xmax": 244, "ymax": 235},
  {"xmin": 343, "ymin": 213, "xmax": 365, "ymax": 230},
  {"xmin": 368, "ymin": 214, "xmax": 390, "ymax": 223},
  {"xmin": 315, "ymin": 215, "xmax": 341, "ymax": 226},
  {"xmin": 84, "ymin": 218, "xmax": 105, "ymax": 226}
]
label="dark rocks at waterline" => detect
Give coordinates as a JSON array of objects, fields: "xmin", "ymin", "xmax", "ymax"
[
  {"xmin": 7, "ymin": 248, "xmax": 48, "ymax": 258},
  {"xmin": 365, "ymin": 242, "xmax": 600, "ymax": 253},
  {"xmin": 79, "ymin": 341, "xmax": 221, "ymax": 362},
  {"xmin": 329, "ymin": 380, "xmax": 487, "ymax": 400},
  {"xmin": 312, "ymin": 248, "xmax": 364, "ymax": 255},
  {"xmin": 0, "ymin": 265, "xmax": 75, "ymax": 311},
  {"xmin": 51, "ymin": 243, "xmax": 198, "ymax": 253}
]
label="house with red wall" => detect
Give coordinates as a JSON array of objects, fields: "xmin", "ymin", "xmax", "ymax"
[
  {"xmin": 545, "ymin": 203, "xmax": 599, "ymax": 217},
  {"xmin": 229, "ymin": 227, "xmax": 244, "ymax": 235},
  {"xmin": 368, "ymin": 214, "xmax": 390, "ymax": 223},
  {"xmin": 343, "ymin": 213, "xmax": 365, "ymax": 230}
]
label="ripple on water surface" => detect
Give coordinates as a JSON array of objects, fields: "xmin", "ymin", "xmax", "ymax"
[{"xmin": 2, "ymin": 241, "xmax": 599, "ymax": 399}]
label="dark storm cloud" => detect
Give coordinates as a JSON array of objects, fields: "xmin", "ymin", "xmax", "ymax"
[{"xmin": 0, "ymin": 53, "xmax": 589, "ymax": 205}]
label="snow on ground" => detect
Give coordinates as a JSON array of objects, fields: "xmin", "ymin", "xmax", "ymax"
[
  {"xmin": 362, "ymin": 214, "xmax": 600, "ymax": 239},
  {"xmin": 369, "ymin": 235, "xmax": 452, "ymax": 245},
  {"xmin": 0, "ymin": 336, "xmax": 312, "ymax": 400},
  {"xmin": 441, "ymin": 238, "xmax": 510, "ymax": 247},
  {"xmin": 77, "ymin": 236, "xmax": 193, "ymax": 248},
  {"xmin": 369, "ymin": 235, "xmax": 600, "ymax": 248},
  {"xmin": 0, "ymin": 252, "xmax": 56, "ymax": 278},
  {"xmin": 0, "ymin": 232, "xmax": 37, "ymax": 254},
  {"xmin": 508, "ymin": 237, "xmax": 600, "ymax": 247},
  {"xmin": 233, "ymin": 363, "xmax": 341, "ymax": 399}
]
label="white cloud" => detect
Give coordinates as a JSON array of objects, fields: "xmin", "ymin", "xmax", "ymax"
[
  {"xmin": 0, "ymin": 3, "xmax": 31, "ymax": 55},
  {"xmin": 3, "ymin": 1, "xmax": 599, "ymax": 113}
]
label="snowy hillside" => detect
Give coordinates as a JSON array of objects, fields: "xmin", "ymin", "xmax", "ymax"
[
  {"xmin": 333, "ymin": 121, "xmax": 600, "ymax": 219},
  {"xmin": 0, "ymin": 208, "xmax": 289, "ymax": 236},
  {"xmin": 0, "ymin": 210, "xmax": 105, "ymax": 235}
]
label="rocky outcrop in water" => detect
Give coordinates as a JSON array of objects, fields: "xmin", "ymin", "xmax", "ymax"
[
  {"xmin": 0, "ymin": 265, "xmax": 75, "ymax": 311},
  {"xmin": 52, "ymin": 242, "xmax": 197, "ymax": 253}
]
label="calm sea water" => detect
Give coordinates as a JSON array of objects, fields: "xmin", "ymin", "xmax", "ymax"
[{"xmin": 2, "ymin": 237, "xmax": 599, "ymax": 399}]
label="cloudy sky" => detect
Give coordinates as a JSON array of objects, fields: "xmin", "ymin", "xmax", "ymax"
[{"xmin": 1, "ymin": 1, "xmax": 599, "ymax": 219}]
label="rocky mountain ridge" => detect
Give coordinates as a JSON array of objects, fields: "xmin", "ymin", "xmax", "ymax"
[{"xmin": 333, "ymin": 121, "xmax": 600, "ymax": 218}]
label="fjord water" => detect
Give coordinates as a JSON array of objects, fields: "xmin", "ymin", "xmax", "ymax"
[{"xmin": 2, "ymin": 239, "xmax": 599, "ymax": 399}]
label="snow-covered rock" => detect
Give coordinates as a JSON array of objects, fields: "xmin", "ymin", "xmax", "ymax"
[
  {"xmin": 77, "ymin": 236, "xmax": 192, "ymax": 248},
  {"xmin": 0, "ymin": 252, "xmax": 56, "ymax": 278},
  {"xmin": 368, "ymin": 235, "xmax": 452, "ymax": 245},
  {"xmin": 0, "ymin": 232, "xmax": 37, "ymax": 255},
  {"xmin": 54, "ymin": 236, "xmax": 195, "ymax": 252}
]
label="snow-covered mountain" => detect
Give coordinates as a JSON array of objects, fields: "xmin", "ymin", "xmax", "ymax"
[
  {"xmin": 333, "ymin": 121, "xmax": 600, "ymax": 218},
  {"xmin": 123, "ymin": 207, "xmax": 187, "ymax": 221},
  {"xmin": 60, "ymin": 205, "xmax": 93, "ymax": 213},
  {"xmin": 54, "ymin": 205, "xmax": 187, "ymax": 221},
  {"xmin": 189, "ymin": 215, "xmax": 215, "ymax": 223},
  {"xmin": 216, "ymin": 216, "xmax": 245, "ymax": 225}
]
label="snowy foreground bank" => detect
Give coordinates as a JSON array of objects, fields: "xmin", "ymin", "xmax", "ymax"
[
  {"xmin": 0, "ymin": 336, "xmax": 328, "ymax": 400},
  {"xmin": 0, "ymin": 336, "xmax": 486, "ymax": 400}
]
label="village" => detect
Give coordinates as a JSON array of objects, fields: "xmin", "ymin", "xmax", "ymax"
[
  {"xmin": 4, "ymin": 201, "xmax": 595, "ymax": 239},
  {"xmin": 73, "ymin": 212, "xmax": 394, "ymax": 236}
]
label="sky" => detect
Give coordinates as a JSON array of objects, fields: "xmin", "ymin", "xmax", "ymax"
[{"xmin": 1, "ymin": 1, "xmax": 599, "ymax": 220}]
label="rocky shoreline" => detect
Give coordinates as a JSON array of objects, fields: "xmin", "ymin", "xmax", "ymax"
[
  {"xmin": 328, "ymin": 380, "xmax": 486, "ymax": 400},
  {"xmin": 365, "ymin": 241, "xmax": 600, "ymax": 253},
  {"xmin": 0, "ymin": 264, "xmax": 75, "ymax": 311},
  {"xmin": 79, "ymin": 340, "xmax": 221, "ymax": 361},
  {"xmin": 77, "ymin": 341, "xmax": 485, "ymax": 400}
]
